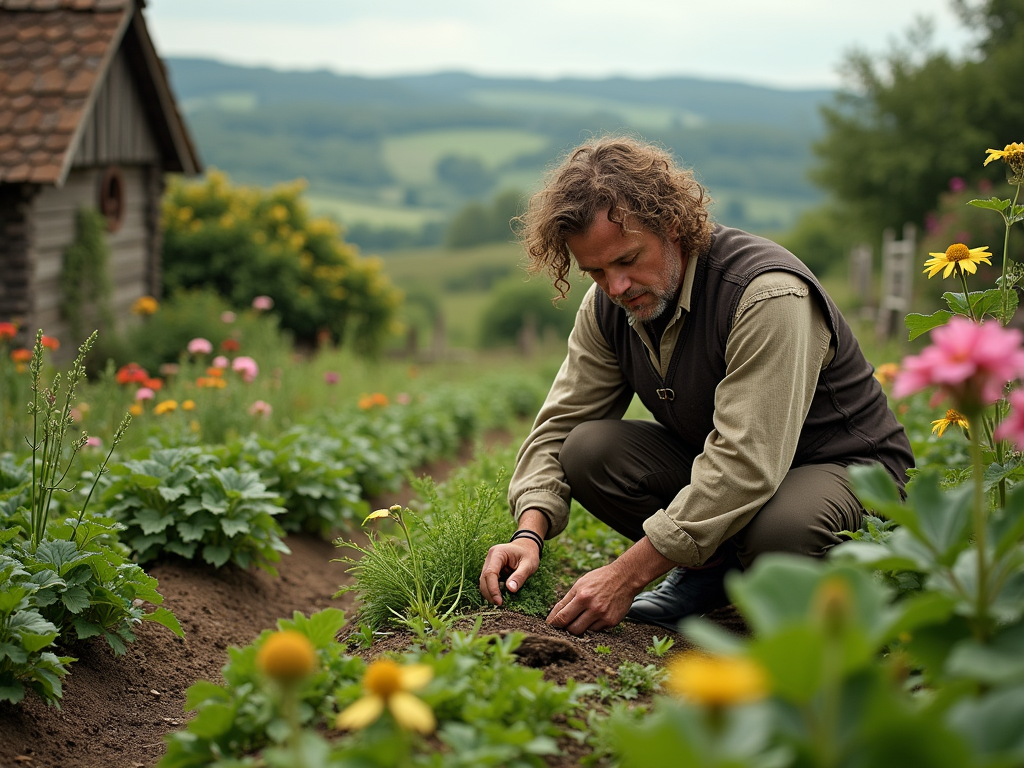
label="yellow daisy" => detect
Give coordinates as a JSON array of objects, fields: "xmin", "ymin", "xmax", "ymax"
[
  {"xmin": 922, "ymin": 243, "xmax": 992, "ymax": 279},
  {"xmin": 664, "ymin": 652, "xmax": 768, "ymax": 707},
  {"xmin": 336, "ymin": 658, "xmax": 435, "ymax": 734},
  {"xmin": 983, "ymin": 142, "xmax": 1024, "ymax": 168},
  {"xmin": 931, "ymin": 408, "xmax": 969, "ymax": 437}
]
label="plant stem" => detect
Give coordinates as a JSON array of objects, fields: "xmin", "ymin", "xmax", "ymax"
[
  {"xmin": 958, "ymin": 266, "xmax": 977, "ymax": 322},
  {"xmin": 968, "ymin": 415, "xmax": 991, "ymax": 641},
  {"xmin": 1000, "ymin": 183, "xmax": 1021, "ymax": 324}
]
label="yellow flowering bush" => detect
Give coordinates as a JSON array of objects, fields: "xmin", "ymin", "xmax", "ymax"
[{"xmin": 161, "ymin": 171, "xmax": 402, "ymax": 355}]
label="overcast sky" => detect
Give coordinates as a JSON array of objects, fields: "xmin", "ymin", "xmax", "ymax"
[{"xmin": 145, "ymin": 0, "xmax": 976, "ymax": 90}]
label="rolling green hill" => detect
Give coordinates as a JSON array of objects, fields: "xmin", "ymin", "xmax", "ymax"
[{"xmin": 165, "ymin": 58, "xmax": 833, "ymax": 247}]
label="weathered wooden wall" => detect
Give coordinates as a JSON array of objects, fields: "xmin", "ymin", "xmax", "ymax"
[
  {"xmin": 72, "ymin": 46, "xmax": 160, "ymax": 169},
  {"xmin": 30, "ymin": 165, "xmax": 156, "ymax": 343}
]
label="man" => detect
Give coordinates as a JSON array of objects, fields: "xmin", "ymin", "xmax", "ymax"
[{"xmin": 477, "ymin": 136, "xmax": 913, "ymax": 636}]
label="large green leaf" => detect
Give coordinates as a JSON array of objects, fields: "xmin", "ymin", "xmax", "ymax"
[
  {"xmin": 945, "ymin": 621, "xmax": 1024, "ymax": 683},
  {"xmin": 847, "ymin": 464, "xmax": 907, "ymax": 521},
  {"xmin": 906, "ymin": 310, "xmax": 953, "ymax": 340},
  {"xmin": 967, "ymin": 196, "xmax": 1012, "ymax": 213},
  {"xmin": 142, "ymin": 607, "xmax": 184, "ymax": 637},
  {"xmin": 947, "ymin": 685, "xmax": 1024, "ymax": 760},
  {"xmin": 990, "ymin": 481, "xmax": 1024, "ymax": 556},
  {"xmin": 59, "ymin": 584, "xmax": 91, "ymax": 614},
  {"xmin": 202, "ymin": 543, "xmax": 231, "ymax": 568},
  {"xmin": 132, "ymin": 507, "xmax": 176, "ymax": 535},
  {"xmin": 905, "ymin": 474, "xmax": 973, "ymax": 563},
  {"xmin": 277, "ymin": 608, "xmax": 347, "ymax": 648}
]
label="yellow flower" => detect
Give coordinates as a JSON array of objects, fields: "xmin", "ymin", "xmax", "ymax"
[
  {"xmin": 665, "ymin": 652, "xmax": 768, "ymax": 707},
  {"xmin": 189, "ymin": 419, "xmax": 201, "ymax": 433},
  {"xmin": 873, "ymin": 362, "xmax": 899, "ymax": 387},
  {"xmin": 922, "ymin": 243, "xmax": 992, "ymax": 279},
  {"xmin": 129, "ymin": 403, "xmax": 144, "ymax": 416},
  {"xmin": 932, "ymin": 408, "xmax": 969, "ymax": 437},
  {"xmin": 984, "ymin": 142, "xmax": 1024, "ymax": 181},
  {"xmin": 336, "ymin": 659, "xmax": 435, "ymax": 734},
  {"xmin": 257, "ymin": 630, "xmax": 317, "ymax": 682},
  {"xmin": 131, "ymin": 296, "xmax": 159, "ymax": 316},
  {"xmin": 182, "ymin": 399, "xmax": 196, "ymax": 411},
  {"xmin": 154, "ymin": 399, "xmax": 178, "ymax": 415}
]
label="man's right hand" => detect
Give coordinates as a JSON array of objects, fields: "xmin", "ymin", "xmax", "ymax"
[
  {"xmin": 478, "ymin": 539, "xmax": 541, "ymax": 606},
  {"xmin": 479, "ymin": 509, "xmax": 549, "ymax": 606}
]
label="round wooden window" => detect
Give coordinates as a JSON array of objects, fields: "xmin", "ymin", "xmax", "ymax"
[{"xmin": 99, "ymin": 166, "xmax": 125, "ymax": 232}]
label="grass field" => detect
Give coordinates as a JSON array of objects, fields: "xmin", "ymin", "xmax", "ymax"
[
  {"xmin": 381, "ymin": 129, "xmax": 551, "ymax": 186},
  {"xmin": 306, "ymin": 193, "xmax": 447, "ymax": 228}
]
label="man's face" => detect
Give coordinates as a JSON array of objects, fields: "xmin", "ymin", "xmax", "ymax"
[{"xmin": 566, "ymin": 209, "xmax": 684, "ymax": 324}]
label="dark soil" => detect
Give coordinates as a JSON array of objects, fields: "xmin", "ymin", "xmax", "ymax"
[{"xmin": 0, "ymin": 449, "xmax": 747, "ymax": 768}]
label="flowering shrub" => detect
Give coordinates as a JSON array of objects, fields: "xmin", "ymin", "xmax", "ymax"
[{"xmin": 161, "ymin": 171, "xmax": 402, "ymax": 354}]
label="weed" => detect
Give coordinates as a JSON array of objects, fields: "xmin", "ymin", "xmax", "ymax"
[{"xmin": 647, "ymin": 635, "xmax": 675, "ymax": 657}]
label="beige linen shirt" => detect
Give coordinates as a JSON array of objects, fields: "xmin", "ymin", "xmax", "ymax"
[{"xmin": 508, "ymin": 252, "xmax": 833, "ymax": 566}]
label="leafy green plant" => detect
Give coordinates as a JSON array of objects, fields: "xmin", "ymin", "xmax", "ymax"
[
  {"xmin": 101, "ymin": 447, "xmax": 289, "ymax": 572},
  {"xmin": 159, "ymin": 609, "xmax": 361, "ymax": 768},
  {"xmin": 647, "ymin": 635, "xmax": 675, "ymax": 658},
  {"xmin": 60, "ymin": 208, "xmax": 114, "ymax": 343},
  {"xmin": 0, "ymin": 553, "xmax": 72, "ymax": 706},
  {"xmin": 222, "ymin": 429, "xmax": 367, "ymax": 536}
]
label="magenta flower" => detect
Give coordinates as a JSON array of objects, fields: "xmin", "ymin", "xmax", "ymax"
[
  {"xmin": 324, "ymin": 371, "xmax": 339, "ymax": 385},
  {"xmin": 995, "ymin": 389, "xmax": 1024, "ymax": 447},
  {"xmin": 248, "ymin": 400, "xmax": 272, "ymax": 417},
  {"xmin": 252, "ymin": 295, "xmax": 274, "ymax": 311},
  {"xmin": 893, "ymin": 318, "xmax": 1024, "ymax": 409},
  {"xmin": 187, "ymin": 337, "xmax": 213, "ymax": 355},
  {"xmin": 232, "ymin": 355, "xmax": 259, "ymax": 383},
  {"xmin": 949, "ymin": 177, "xmax": 966, "ymax": 193},
  {"xmin": 136, "ymin": 387, "xmax": 155, "ymax": 401},
  {"xmin": 212, "ymin": 355, "xmax": 229, "ymax": 369}
]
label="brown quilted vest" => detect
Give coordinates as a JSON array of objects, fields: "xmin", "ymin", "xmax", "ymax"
[{"xmin": 593, "ymin": 225, "xmax": 914, "ymax": 488}]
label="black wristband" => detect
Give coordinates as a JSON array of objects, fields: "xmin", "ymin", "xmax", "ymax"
[{"xmin": 511, "ymin": 529, "xmax": 544, "ymax": 556}]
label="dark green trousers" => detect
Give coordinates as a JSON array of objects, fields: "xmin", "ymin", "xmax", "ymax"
[{"xmin": 558, "ymin": 419, "xmax": 864, "ymax": 568}]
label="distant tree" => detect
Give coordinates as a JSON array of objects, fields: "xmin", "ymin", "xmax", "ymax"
[
  {"xmin": 478, "ymin": 277, "xmax": 578, "ymax": 348},
  {"xmin": 445, "ymin": 189, "xmax": 524, "ymax": 249},
  {"xmin": 812, "ymin": 0, "xmax": 1024, "ymax": 236},
  {"xmin": 436, "ymin": 154, "xmax": 497, "ymax": 197}
]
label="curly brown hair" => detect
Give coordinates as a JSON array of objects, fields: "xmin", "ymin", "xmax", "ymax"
[{"xmin": 516, "ymin": 136, "xmax": 713, "ymax": 299}]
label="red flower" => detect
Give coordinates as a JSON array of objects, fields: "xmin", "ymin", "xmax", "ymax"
[
  {"xmin": 0, "ymin": 322, "xmax": 16, "ymax": 341},
  {"xmin": 40, "ymin": 335, "xmax": 59, "ymax": 350},
  {"xmin": 143, "ymin": 377, "xmax": 164, "ymax": 391},
  {"xmin": 115, "ymin": 363, "xmax": 149, "ymax": 385},
  {"xmin": 221, "ymin": 338, "xmax": 241, "ymax": 352},
  {"xmin": 10, "ymin": 348, "xmax": 32, "ymax": 363}
]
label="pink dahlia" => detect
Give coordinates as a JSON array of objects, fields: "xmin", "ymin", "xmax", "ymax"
[
  {"xmin": 248, "ymin": 400, "xmax": 272, "ymax": 417},
  {"xmin": 232, "ymin": 355, "xmax": 259, "ymax": 383},
  {"xmin": 893, "ymin": 318, "xmax": 1024, "ymax": 409},
  {"xmin": 187, "ymin": 337, "xmax": 213, "ymax": 355},
  {"xmin": 252, "ymin": 295, "xmax": 274, "ymax": 311},
  {"xmin": 135, "ymin": 387, "xmax": 155, "ymax": 401}
]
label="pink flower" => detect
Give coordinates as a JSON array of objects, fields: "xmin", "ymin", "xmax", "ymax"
[
  {"xmin": 232, "ymin": 355, "xmax": 259, "ymax": 383},
  {"xmin": 248, "ymin": 400, "xmax": 272, "ymax": 417},
  {"xmin": 221, "ymin": 311, "xmax": 237, "ymax": 324},
  {"xmin": 396, "ymin": 392, "xmax": 411, "ymax": 405},
  {"xmin": 949, "ymin": 177, "xmax": 966, "ymax": 193},
  {"xmin": 995, "ymin": 389, "xmax": 1024, "ymax": 447},
  {"xmin": 893, "ymin": 318, "xmax": 1024, "ymax": 409},
  {"xmin": 324, "ymin": 371, "xmax": 339, "ymax": 385},
  {"xmin": 85, "ymin": 436, "xmax": 102, "ymax": 448},
  {"xmin": 212, "ymin": 355, "xmax": 230, "ymax": 369},
  {"xmin": 136, "ymin": 387, "xmax": 155, "ymax": 401},
  {"xmin": 252, "ymin": 295, "xmax": 274, "ymax": 311},
  {"xmin": 188, "ymin": 337, "xmax": 213, "ymax": 355}
]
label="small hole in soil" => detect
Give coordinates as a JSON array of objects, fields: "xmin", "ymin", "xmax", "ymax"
[{"xmin": 512, "ymin": 634, "xmax": 579, "ymax": 667}]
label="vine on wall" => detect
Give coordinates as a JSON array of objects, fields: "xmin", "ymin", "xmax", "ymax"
[{"xmin": 61, "ymin": 207, "xmax": 114, "ymax": 341}]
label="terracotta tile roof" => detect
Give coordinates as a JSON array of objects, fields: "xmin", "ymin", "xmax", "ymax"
[{"xmin": 0, "ymin": 0, "xmax": 133, "ymax": 183}]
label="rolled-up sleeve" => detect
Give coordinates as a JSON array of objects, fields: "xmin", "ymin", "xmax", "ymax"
[{"xmin": 643, "ymin": 272, "xmax": 832, "ymax": 565}]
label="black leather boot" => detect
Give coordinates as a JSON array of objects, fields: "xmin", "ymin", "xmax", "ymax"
[{"xmin": 625, "ymin": 556, "xmax": 733, "ymax": 632}]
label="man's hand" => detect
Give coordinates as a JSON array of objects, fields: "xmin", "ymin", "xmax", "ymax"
[
  {"xmin": 547, "ymin": 536, "xmax": 678, "ymax": 635},
  {"xmin": 479, "ymin": 540, "xmax": 540, "ymax": 606},
  {"xmin": 546, "ymin": 562, "xmax": 639, "ymax": 635}
]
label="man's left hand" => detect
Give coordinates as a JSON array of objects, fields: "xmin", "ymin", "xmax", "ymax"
[{"xmin": 546, "ymin": 563, "xmax": 639, "ymax": 635}]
